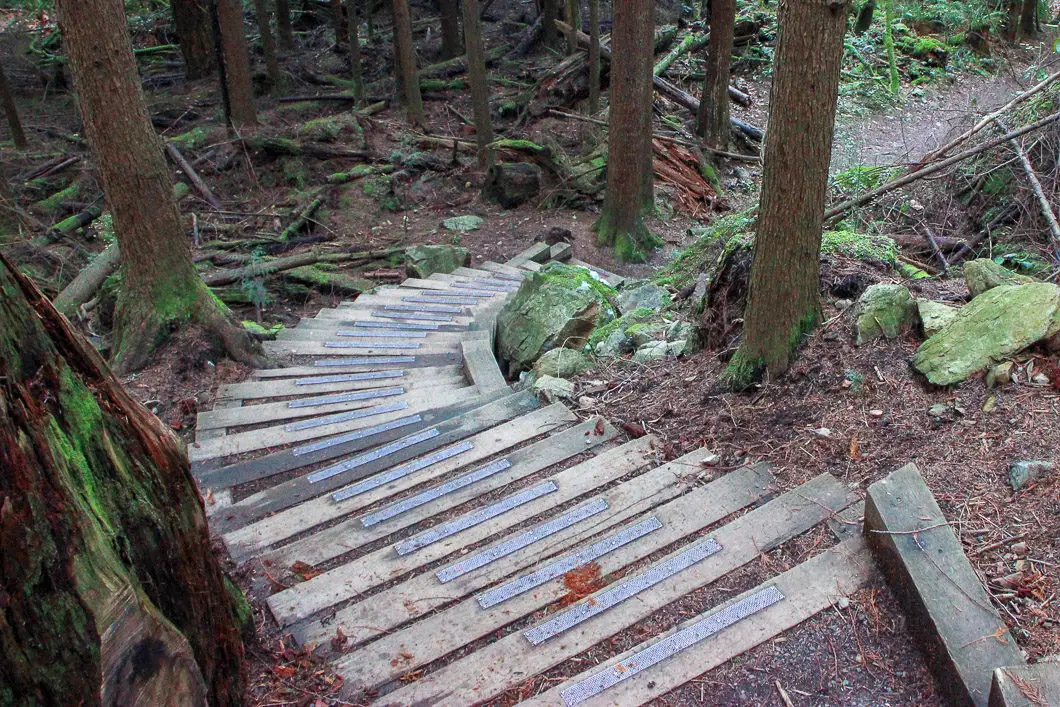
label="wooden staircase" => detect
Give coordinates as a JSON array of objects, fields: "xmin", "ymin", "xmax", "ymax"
[{"xmin": 192, "ymin": 247, "xmax": 872, "ymax": 706}]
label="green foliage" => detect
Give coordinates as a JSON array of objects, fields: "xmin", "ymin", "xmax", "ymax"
[
  {"xmin": 239, "ymin": 249, "xmax": 270, "ymax": 315},
  {"xmin": 658, "ymin": 210, "xmax": 755, "ymax": 290},
  {"xmin": 992, "ymin": 247, "xmax": 1051, "ymax": 275}
]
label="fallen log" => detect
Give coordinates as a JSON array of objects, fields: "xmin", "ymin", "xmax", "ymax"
[
  {"xmin": 53, "ymin": 241, "xmax": 120, "ymax": 318},
  {"xmin": 246, "ymin": 136, "xmax": 368, "ymax": 159},
  {"xmin": 164, "ymin": 141, "xmax": 221, "ymax": 209},
  {"xmin": 280, "ymin": 195, "xmax": 324, "ymax": 240},
  {"xmin": 202, "ymin": 247, "xmax": 404, "ymax": 286}
]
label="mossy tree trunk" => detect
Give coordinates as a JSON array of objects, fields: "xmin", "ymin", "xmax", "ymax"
[
  {"xmin": 348, "ymin": 0, "xmax": 365, "ymax": 100},
  {"xmin": 594, "ymin": 0, "xmax": 659, "ymax": 263},
  {"xmin": 275, "ymin": 0, "xmax": 295, "ymax": 48},
  {"xmin": 696, "ymin": 0, "xmax": 734, "ymax": 149},
  {"xmin": 541, "ymin": 0, "xmax": 559, "ymax": 47},
  {"xmin": 587, "ymin": 0, "xmax": 600, "ymax": 114},
  {"xmin": 55, "ymin": 0, "xmax": 263, "ymax": 374},
  {"xmin": 731, "ymin": 0, "xmax": 849, "ymax": 384},
  {"xmin": 216, "ymin": 0, "xmax": 258, "ymax": 126},
  {"xmin": 461, "ymin": 0, "xmax": 494, "ymax": 168},
  {"xmin": 0, "ymin": 60, "xmax": 26, "ymax": 150},
  {"xmin": 853, "ymin": 0, "xmax": 874, "ymax": 34},
  {"xmin": 439, "ymin": 0, "xmax": 462, "ymax": 59},
  {"xmin": 0, "ymin": 254, "xmax": 248, "ymax": 705},
  {"xmin": 254, "ymin": 0, "xmax": 282, "ymax": 90},
  {"xmin": 171, "ymin": 0, "xmax": 216, "ymax": 79},
  {"xmin": 331, "ymin": 0, "xmax": 350, "ymax": 49},
  {"xmin": 391, "ymin": 0, "xmax": 426, "ymax": 127}
]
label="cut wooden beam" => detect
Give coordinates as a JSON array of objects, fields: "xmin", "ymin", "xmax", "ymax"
[
  {"xmin": 865, "ymin": 463, "xmax": 1025, "ymax": 707},
  {"xmin": 990, "ymin": 664, "xmax": 1060, "ymax": 707},
  {"xmin": 461, "ymin": 338, "xmax": 507, "ymax": 393},
  {"xmin": 506, "ymin": 241, "xmax": 551, "ymax": 268},
  {"xmin": 247, "ymin": 351, "xmax": 464, "ymax": 376},
  {"xmin": 262, "ymin": 338, "xmax": 462, "ymax": 357},
  {"xmin": 475, "ymin": 262, "xmax": 527, "ymax": 280}
]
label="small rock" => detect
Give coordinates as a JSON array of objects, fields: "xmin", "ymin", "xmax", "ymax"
[
  {"xmin": 617, "ymin": 283, "xmax": 671, "ymax": 315},
  {"xmin": 982, "ymin": 395, "xmax": 997, "ymax": 413},
  {"xmin": 916, "ymin": 299, "xmax": 959, "ymax": 337},
  {"xmin": 632, "ymin": 340, "xmax": 670, "ymax": 363},
  {"xmin": 836, "ymin": 597, "xmax": 851, "ymax": 610},
  {"xmin": 441, "ymin": 214, "xmax": 484, "ymax": 232},
  {"xmin": 405, "ymin": 244, "xmax": 470, "ymax": 278},
  {"xmin": 834, "ymin": 299, "xmax": 853, "ymax": 311},
  {"xmin": 854, "ymin": 284, "xmax": 917, "ymax": 345},
  {"xmin": 1009, "ymin": 459, "xmax": 1055, "ymax": 492},
  {"xmin": 986, "ymin": 361, "xmax": 1014, "ymax": 389},
  {"xmin": 1032, "ymin": 372, "xmax": 1050, "ymax": 385},
  {"xmin": 533, "ymin": 348, "xmax": 593, "ymax": 379},
  {"xmin": 810, "ymin": 427, "xmax": 832, "ymax": 439},
  {"xmin": 1011, "ymin": 542, "xmax": 1029, "ymax": 556},
  {"xmin": 577, "ymin": 395, "xmax": 596, "ymax": 409},
  {"xmin": 594, "ymin": 329, "xmax": 634, "ymax": 358},
  {"xmin": 531, "ymin": 374, "xmax": 575, "ymax": 402},
  {"xmin": 869, "ymin": 409, "xmax": 884, "ymax": 417},
  {"xmin": 927, "ymin": 403, "xmax": 951, "ymax": 419},
  {"xmin": 482, "ymin": 162, "xmax": 542, "ymax": 209}
]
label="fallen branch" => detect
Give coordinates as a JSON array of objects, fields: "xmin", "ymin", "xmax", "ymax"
[
  {"xmin": 280, "ymin": 195, "xmax": 324, "ymax": 240},
  {"xmin": 998, "ymin": 118, "xmax": 1060, "ymax": 257},
  {"xmin": 823, "ymin": 110, "xmax": 1060, "ymax": 223},
  {"xmin": 202, "ymin": 247, "xmax": 404, "ymax": 286},
  {"xmin": 922, "ymin": 225, "xmax": 949, "ymax": 273},
  {"xmin": 164, "ymin": 141, "xmax": 221, "ymax": 209},
  {"xmin": 247, "ymin": 136, "xmax": 368, "ymax": 159},
  {"xmin": 653, "ymin": 33, "xmax": 710, "ymax": 77},
  {"xmin": 23, "ymin": 155, "xmax": 80, "ymax": 182},
  {"xmin": 53, "ymin": 242, "xmax": 120, "ymax": 318}
]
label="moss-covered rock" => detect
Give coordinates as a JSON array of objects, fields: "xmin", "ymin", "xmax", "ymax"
[
  {"xmin": 617, "ymin": 282, "xmax": 671, "ymax": 315},
  {"xmin": 963, "ymin": 258, "xmax": 1035, "ymax": 297},
  {"xmin": 821, "ymin": 230, "xmax": 899, "ymax": 264},
  {"xmin": 298, "ymin": 113, "xmax": 363, "ymax": 143},
  {"xmin": 442, "ymin": 215, "xmax": 484, "ymax": 232},
  {"xmin": 531, "ymin": 374, "xmax": 575, "ymax": 402},
  {"xmin": 854, "ymin": 284, "xmax": 917, "ymax": 344},
  {"xmin": 404, "ymin": 244, "xmax": 469, "ymax": 278},
  {"xmin": 482, "ymin": 163, "xmax": 542, "ymax": 209},
  {"xmin": 533, "ymin": 348, "xmax": 593, "ymax": 379},
  {"xmin": 497, "ymin": 262, "xmax": 617, "ymax": 374},
  {"xmin": 916, "ymin": 299, "xmax": 959, "ymax": 337},
  {"xmin": 913, "ymin": 283, "xmax": 1060, "ymax": 385}
]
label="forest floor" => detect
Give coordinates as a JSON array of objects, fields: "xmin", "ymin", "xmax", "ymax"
[{"xmin": 2, "ymin": 3, "xmax": 1059, "ymax": 704}]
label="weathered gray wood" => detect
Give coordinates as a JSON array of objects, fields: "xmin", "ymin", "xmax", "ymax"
[
  {"xmin": 570, "ymin": 257, "xmax": 625, "ymax": 286},
  {"xmin": 321, "ymin": 460, "xmax": 771, "ymax": 689},
  {"xmin": 461, "ymin": 338, "xmax": 507, "ymax": 393},
  {"xmin": 990, "ymin": 664, "xmax": 1060, "ymax": 707},
  {"xmin": 266, "ymin": 437, "xmax": 661, "ymax": 627},
  {"xmin": 829, "ymin": 500, "xmax": 864, "ymax": 542},
  {"xmin": 520, "ymin": 259, "xmax": 543, "ymax": 272},
  {"xmin": 426, "ymin": 272, "xmax": 519, "ymax": 291},
  {"xmin": 194, "ymin": 397, "xmax": 242, "ymax": 442},
  {"xmin": 524, "ymin": 538, "xmax": 874, "ymax": 707},
  {"xmin": 248, "ymin": 351, "xmax": 464, "ymax": 376},
  {"xmin": 460, "ymin": 263, "xmax": 524, "ymax": 280},
  {"xmin": 271, "ymin": 327, "xmax": 468, "ymax": 342},
  {"xmin": 222, "ymin": 405, "xmax": 587, "ymax": 563},
  {"xmin": 506, "ymin": 241, "xmax": 551, "ymax": 267},
  {"xmin": 262, "ymin": 338, "xmax": 462, "ymax": 357},
  {"xmin": 311, "ymin": 308, "xmax": 476, "ymax": 326},
  {"xmin": 376, "ymin": 473, "xmax": 857, "ymax": 706},
  {"xmin": 549, "ymin": 241, "xmax": 573, "ymax": 261},
  {"xmin": 865, "ymin": 463, "xmax": 1025, "ymax": 707},
  {"xmin": 216, "ymin": 365, "xmax": 464, "ymax": 401}
]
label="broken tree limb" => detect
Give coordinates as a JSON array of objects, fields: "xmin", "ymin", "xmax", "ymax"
[
  {"xmin": 922, "ymin": 225, "xmax": 949, "ymax": 273},
  {"xmin": 998, "ymin": 118, "xmax": 1060, "ymax": 257},
  {"xmin": 164, "ymin": 141, "xmax": 221, "ymax": 210},
  {"xmin": 202, "ymin": 248, "xmax": 403, "ymax": 286},
  {"xmin": 511, "ymin": 15, "xmax": 544, "ymax": 57},
  {"xmin": 823, "ymin": 110, "xmax": 1060, "ymax": 223},
  {"xmin": 280, "ymin": 196, "xmax": 324, "ymax": 240},
  {"xmin": 653, "ymin": 33, "xmax": 711, "ymax": 77},
  {"xmin": 53, "ymin": 241, "xmax": 120, "ymax": 318},
  {"xmin": 247, "ymin": 136, "xmax": 368, "ymax": 159},
  {"xmin": 555, "ymin": 20, "xmax": 761, "ymax": 137}
]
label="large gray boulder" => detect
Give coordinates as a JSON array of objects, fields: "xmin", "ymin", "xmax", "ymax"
[
  {"xmin": 854, "ymin": 284, "xmax": 917, "ymax": 344},
  {"xmin": 404, "ymin": 244, "xmax": 469, "ymax": 278}
]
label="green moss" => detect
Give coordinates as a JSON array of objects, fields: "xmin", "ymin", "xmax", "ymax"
[
  {"xmin": 299, "ymin": 113, "xmax": 363, "ymax": 143},
  {"xmin": 37, "ymin": 182, "xmax": 81, "ymax": 214},
  {"xmin": 586, "ymin": 307, "xmax": 657, "ymax": 348},
  {"xmin": 721, "ymin": 350, "xmax": 764, "ymax": 391},
  {"xmin": 280, "ymin": 157, "xmax": 308, "ymax": 188},
  {"xmin": 223, "ymin": 576, "xmax": 254, "ymax": 636},
  {"xmin": 659, "ymin": 210, "xmax": 755, "ymax": 290},
  {"xmin": 169, "ymin": 126, "xmax": 210, "ymax": 151},
  {"xmin": 820, "ymin": 230, "xmax": 898, "ymax": 263},
  {"xmin": 328, "ymin": 163, "xmax": 394, "ymax": 184},
  {"xmin": 540, "ymin": 262, "xmax": 619, "ymax": 304},
  {"xmin": 698, "ymin": 161, "xmax": 723, "ymax": 194}
]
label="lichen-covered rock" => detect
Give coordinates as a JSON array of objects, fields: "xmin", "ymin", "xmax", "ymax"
[
  {"xmin": 633, "ymin": 341, "xmax": 670, "ymax": 362},
  {"xmin": 627, "ymin": 321, "xmax": 670, "ymax": 347},
  {"xmin": 482, "ymin": 162, "xmax": 542, "ymax": 208},
  {"xmin": 913, "ymin": 283, "xmax": 1060, "ymax": 385},
  {"xmin": 594, "ymin": 329, "xmax": 634, "ymax": 357},
  {"xmin": 442, "ymin": 215, "xmax": 484, "ymax": 232},
  {"xmin": 404, "ymin": 244, "xmax": 470, "ymax": 278},
  {"xmin": 617, "ymin": 283, "xmax": 671, "ymax": 315},
  {"xmin": 531, "ymin": 374, "xmax": 575, "ymax": 402},
  {"xmin": 963, "ymin": 258, "xmax": 1035, "ymax": 297},
  {"xmin": 854, "ymin": 284, "xmax": 917, "ymax": 344},
  {"xmin": 497, "ymin": 262, "xmax": 617, "ymax": 374},
  {"xmin": 916, "ymin": 299, "xmax": 959, "ymax": 337},
  {"xmin": 534, "ymin": 348, "xmax": 593, "ymax": 379},
  {"xmin": 1009, "ymin": 460, "xmax": 1054, "ymax": 491}
]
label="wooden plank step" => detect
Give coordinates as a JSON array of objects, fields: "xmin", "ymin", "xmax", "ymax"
[
  {"xmin": 262, "ymin": 338, "xmax": 462, "ymax": 358},
  {"xmin": 461, "ymin": 338, "xmax": 507, "ymax": 394},
  {"xmin": 336, "ymin": 294, "xmax": 482, "ymax": 312},
  {"xmin": 222, "ymin": 405, "xmax": 588, "ymax": 563},
  {"xmin": 272, "ymin": 327, "xmax": 471, "ymax": 343},
  {"xmin": 866, "ymin": 463, "xmax": 1024, "ymax": 707},
  {"xmin": 426, "ymin": 272, "xmax": 520, "ymax": 291},
  {"xmin": 197, "ymin": 380, "xmax": 468, "ymax": 431},
  {"xmin": 479, "ymin": 261, "xmax": 529, "ymax": 280},
  {"xmin": 188, "ymin": 385, "xmax": 484, "ymax": 464},
  {"xmin": 193, "ymin": 390, "xmax": 533, "ymax": 492},
  {"xmin": 506, "ymin": 242, "xmax": 551, "ymax": 267},
  {"xmin": 374, "ymin": 473, "xmax": 857, "ymax": 706},
  {"xmin": 216, "ymin": 365, "xmax": 464, "ymax": 401},
  {"xmin": 569, "ymin": 257, "xmax": 625, "ymax": 287},
  {"xmin": 314, "ymin": 458, "xmax": 769, "ymax": 685},
  {"xmin": 520, "ymin": 259, "xmax": 543, "ymax": 272},
  {"xmin": 550, "ymin": 241, "xmax": 573, "ymax": 261},
  {"xmin": 247, "ymin": 352, "xmax": 463, "ymax": 378},
  {"xmin": 524, "ymin": 537, "xmax": 873, "ymax": 707},
  {"xmin": 266, "ymin": 437, "xmax": 661, "ymax": 628},
  {"xmin": 311, "ymin": 308, "xmax": 476, "ymax": 326}
]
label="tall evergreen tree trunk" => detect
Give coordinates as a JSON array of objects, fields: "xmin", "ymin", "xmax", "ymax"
[
  {"xmin": 216, "ymin": 0, "xmax": 258, "ymax": 126},
  {"xmin": 461, "ymin": 0, "xmax": 493, "ymax": 168},
  {"xmin": 853, "ymin": 0, "xmax": 875, "ymax": 34},
  {"xmin": 331, "ymin": 0, "xmax": 350, "ymax": 49},
  {"xmin": 541, "ymin": 0, "xmax": 559, "ymax": 48},
  {"xmin": 254, "ymin": 0, "xmax": 282, "ymax": 90},
  {"xmin": 439, "ymin": 0, "xmax": 462, "ymax": 59},
  {"xmin": 731, "ymin": 0, "xmax": 850, "ymax": 384},
  {"xmin": 54, "ymin": 0, "xmax": 262, "ymax": 374},
  {"xmin": 587, "ymin": 0, "xmax": 600, "ymax": 114},
  {"xmin": 566, "ymin": 0, "xmax": 581, "ymax": 54},
  {"xmin": 349, "ymin": 0, "xmax": 365, "ymax": 100},
  {"xmin": 276, "ymin": 0, "xmax": 295, "ymax": 49},
  {"xmin": 0, "ymin": 253, "xmax": 247, "ymax": 705},
  {"xmin": 172, "ymin": 0, "xmax": 216, "ymax": 79},
  {"xmin": 593, "ymin": 0, "xmax": 659, "ymax": 263},
  {"xmin": 0, "ymin": 60, "xmax": 27, "ymax": 150},
  {"xmin": 1019, "ymin": 0, "xmax": 1037, "ymax": 37},
  {"xmin": 696, "ymin": 0, "xmax": 734, "ymax": 148},
  {"xmin": 391, "ymin": 0, "xmax": 426, "ymax": 127}
]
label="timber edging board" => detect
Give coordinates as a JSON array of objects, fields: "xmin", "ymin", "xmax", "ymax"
[
  {"xmin": 990, "ymin": 664, "xmax": 1060, "ymax": 707},
  {"xmin": 865, "ymin": 463, "xmax": 1025, "ymax": 707}
]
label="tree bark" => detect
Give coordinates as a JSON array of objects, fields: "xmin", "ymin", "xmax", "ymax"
[
  {"xmin": 0, "ymin": 252, "xmax": 247, "ymax": 705},
  {"xmin": 331, "ymin": 0, "xmax": 350, "ymax": 49},
  {"xmin": 391, "ymin": 0, "xmax": 426, "ymax": 126},
  {"xmin": 216, "ymin": 0, "xmax": 258, "ymax": 126},
  {"xmin": 55, "ymin": 0, "xmax": 262, "ymax": 374},
  {"xmin": 541, "ymin": 0, "xmax": 559, "ymax": 47},
  {"xmin": 733, "ymin": 0, "xmax": 849, "ymax": 382},
  {"xmin": 172, "ymin": 0, "xmax": 216, "ymax": 79},
  {"xmin": 696, "ymin": 0, "xmax": 734, "ymax": 148},
  {"xmin": 461, "ymin": 0, "xmax": 494, "ymax": 168},
  {"xmin": 53, "ymin": 241, "xmax": 121, "ymax": 318},
  {"xmin": 566, "ymin": 0, "xmax": 581, "ymax": 55},
  {"xmin": 587, "ymin": 0, "xmax": 600, "ymax": 114},
  {"xmin": 593, "ymin": 0, "xmax": 659, "ymax": 263},
  {"xmin": 254, "ymin": 0, "xmax": 282, "ymax": 90},
  {"xmin": 276, "ymin": 0, "xmax": 294, "ymax": 48},
  {"xmin": 853, "ymin": 0, "xmax": 874, "ymax": 34},
  {"xmin": 439, "ymin": 0, "xmax": 463, "ymax": 59},
  {"xmin": 1019, "ymin": 0, "xmax": 1036, "ymax": 37},
  {"xmin": 0, "ymin": 60, "xmax": 27, "ymax": 149},
  {"xmin": 349, "ymin": 0, "xmax": 365, "ymax": 100}
]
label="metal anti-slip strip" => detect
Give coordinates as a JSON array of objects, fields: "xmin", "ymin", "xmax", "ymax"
[
  {"xmin": 306, "ymin": 427, "xmax": 441, "ymax": 483},
  {"xmin": 323, "ymin": 341, "xmax": 422, "ymax": 350},
  {"xmin": 452, "ymin": 281, "xmax": 514, "ymax": 292},
  {"xmin": 372, "ymin": 311, "xmax": 453, "ymax": 322},
  {"xmin": 330, "ymin": 440, "xmax": 475, "ymax": 503},
  {"xmin": 287, "ymin": 386, "xmax": 404, "ymax": 408},
  {"xmin": 523, "ymin": 537, "xmax": 724, "ymax": 646},
  {"xmin": 384, "ymin": 302, "xmax": 463, "ymax": 314},
  {"xmin": 283, "ymin": 400, "xmax": 408, "ymax": 432},
  {"xmin": 294, "ymin": 370, "xmax": 405, "ymax": 386},
  {"xmin": 358, "ymin": 459, "xmax": 513, "ymax": 528},
  {"xmin": 402, "ymin": 295, "xmax": 480, "ymax": 306},
  {"xmin": 559, "ymin": 586, "xmax": 785, "ymax": 706},
  {"xmin": 291, "ymin": 414, "xmax": 422, "ymax": 456},
  {"xmin": 334, "ymin": 329, "xmax": 429, "ymax": 338},
  {"xmin": 436, "ymin": 498, "xmax": 610, "ymax": 584},
  {"xmin": 420, "ymin": 288, "xmax": 495, "ymax": 298},
  {"xmin": 313, "ymin": 355, "xmax": 417, "ymax": 366},
  {"xmin": 353, "ymin": 320, "xmax": 441, "ymax": 330},
  {"xmin": 393, "ymin": 481, "xmax": 559, "ymax": 556},
  {"xmin": 475, "ymin": 516, "xmax": 663, "ymax": 609}
]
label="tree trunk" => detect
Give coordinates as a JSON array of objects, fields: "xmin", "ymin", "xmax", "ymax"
[
  {"xmin": 54, "ymin": 0, "xmax": 262, "ymax": 374},
  {"xmin": 1019, "ymin": 0, "xmax": 1036, "ymax": 37},
  {"xmin": 732, "ymin": 0, "xmax": 849, "ymax": 383},
  {"xmin": 593, "ymin": 0, "xmax": 658, "ymax": 263},
  {"xmin": 216, "ymin": 0, "xmax": 258, "ymax": 126},
  {"xmin": 0, "ymin": 60, "xmax": 26, "ymax": 150},
  {"xmin": 587, "ymin": 0, "xmax": 600, "ymax": 114},
  {"xmin": 566, "ymin": 0, "xmax": 581, "ymax": 55},
  {"xmin": 439, "ymin": 0, "xmax": 462, "ymax": 59},
  {"xmin": 331, "ymin": 0, "xmax": 350, "ymax": 49},
  {"xmin": 349, "ymin": 0, "xmax": 365, "ymax": 100},
  {"xmin": 391, "ymin": 0, "xmax": 426, "ymax": 127},
  {"xmin": 853, "ymin": 0, "xmax": 874, "ymax": 34},
  {"xmin": 696, "ymin": 0, "xmax": 734, "ymax": 148},
  {"xmin": 172, "ymin": 0, "xmax": 216, "ymax": 79},
  {"xmin": 461, "ymin": 0, "xmax": 494, "ymax": 168},
  {"xmin": 254, "ymin": 0, "xmax": 282, "ymax": 90},
  {"xmin": 541, "ymin": 0, "xmax": 559, "ymax": 47},
  {"xmin": 0, "ymin": 253, "xmax": 247, "ymax": 705},
  {"xmin": 276, "ymin": 0, "xmax": 295, "ymax": 48}
]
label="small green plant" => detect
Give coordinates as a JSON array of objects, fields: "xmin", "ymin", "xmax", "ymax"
[{"xmin": 239, "ymin": 248, "xmax": 271, "ymax": 323}]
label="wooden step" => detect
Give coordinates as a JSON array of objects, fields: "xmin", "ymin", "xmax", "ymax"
[
  {"xmin": 461, "ymin": 338, "xmax": 507, "ymax": 393},
  {"xmin": 463, "ymin": 263, "xmax": 525, "ymax": 281},
  {"xmin": 506, "ymin": 242, "xmax": 551, "ymax": 268},
  {"xmin": 216, "ymin": 365, "xmax": 464, "ymax": 401},
  {"xmin": 262, "ymin": 337, "xmax": 463, "ymax": 358}
]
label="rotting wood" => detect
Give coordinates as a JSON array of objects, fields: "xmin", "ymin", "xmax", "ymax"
[
  {"xmin": 53, "ymin": 241, "xmax": 120, "ymax": 318},
  {"xmin": 280, "ymin": 195, "xmax": 324, "ymax": 240}
]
